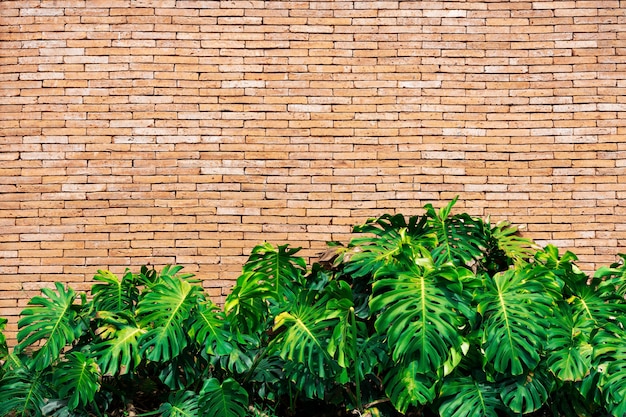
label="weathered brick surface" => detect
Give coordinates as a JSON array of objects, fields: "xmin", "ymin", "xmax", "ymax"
[{"xmin": 1, "ymin": 0, "xmax": 626, "ymax": 342}]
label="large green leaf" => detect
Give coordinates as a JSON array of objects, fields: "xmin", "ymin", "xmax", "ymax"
[
  {"xmin": 92, "ymin": 269, "xmax": 139, "ymax": 313},
  {"xmin": 325, "ymin": 281, "xmax": 356, "ymax": 369},
  {"xmin": 499, "ymin": 369, "xmax": 552, "ymax": 414},
  {"xmin": 91, "ymin": 312, "xmax": 145, "ymax": 376},
  {"xmin": 225, "ymin": 244, "xmax": 306, "ymax": 334},
  {"xmin": 369, "ymin": 256, "xmax": 469, "ymax": 374},
  {"xmin": 546, "ymin": 308, "xmax": 593, "ymax": 382},
  {"xmin": 188, "ymin": 301, "xmax": 233, "ymax": 356},
  {"xmin": 199, "ymin": 378, "xmax": 249, "ymax": 417},
  {"xmin": 382, "ymin": 361, "xmax": 436, "ymax": 413},
  {"xmin": 592, "ymin": 253, "xmax": 626, "ymax": 298},
  {"xmin": 439, "ymin": 376, "xmax": 502, "ymax": 417},
  {"xmin": 477, "ymin": 266, "xmax": 556, "ymax": 376},
  {"xmin": 52, "ymin": 352, "xmax": 100, "ymax": 410},
  {"xmin": 137, "ymin": 274, "xmax": 203, "ymax": 362},
  {"xmin": 16, "ymin": 282, "xmax": 85, "ymax": 371},
  {"xmin": 592, "ymin": 323, "xmax": 626, "ymax": 417},
  {"xmin": 343, "ymin": 214, "xmax": 435, "ymax": 279},
  {"xmin": 424, "ymin": 197, "xmax": 486, "ymax": 266},
  {"xmin": 272, "ymin": 290, "xmax": 338, "ymax": 378},
  {"xmin": 0, "ymin": 365, "xmax": 51, "ymax": 417},
  {"xmin": 569, "ymin": 285, "xmax": 626, "ymax": 327},
  {"xmin": 159, "ymin": 390, "xmax": 199, "ymax": 417},
  {"xmin": 490, "ymin": 220, "xmax": 537, "ymax": 265}
]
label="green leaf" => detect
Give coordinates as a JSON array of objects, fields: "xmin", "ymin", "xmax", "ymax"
[
  {"xmin": 0, "ymin": 317, "xmax": 7, "ymax": 362},
  {"xmin": 369, "ymin": 256, "xmax": 468, "ymax": 374},
  {"xmin": 188, "ymin": 301, "xmax": 233, "ymax": 356},
  {"xmin": 0, "ymin": 365, "xmax": 51, "ymax": 417},
  {"xmin": 477, "ymin": 266, "xmax": 555, "ymax": 375},
  {"xmin": 546, "ymin": 308, "xmax": 593, "ymax": 382},
  {"xmin": 592, "ymin": 324, "xmax": 626, "ymax": 416},
  {"xmin": 16, "ymin": 282, "xmax": 84, "ymax": 371},
  {"xmin": 343, "ymin": 220, "xmax": 434, "ymax": 279},
  {"xmin": 225, "ymin": 244, "xmax": 306, "ymax": 334},
  {"xmin": 92, "ymin": 312, "xmax": 145, "ymax": 376},
  {"xmin": 92, "ymin": 269, "xmax": 139, "ymax": 313},
  {"xmin": 52, "ymin": 352, "xmax": 100, "ymax": 410},
  {"xmin": 159, "ymin": 391, "xmax": 199, "ymax": 417},
  {"xmin": 592, "ymin": 253, "xmax": 626, "ymax": 298},
  {"xmin": 272, "ymin": 290, "xmax": 338, "ymax": 378},
  {"xmin": 490, "ymin": 220, "xmax": 537, "ymax": 264},
  {"xmin": 499, "ymin": 369, "xmax": 552, "ymax": 415},
  {"xmin": 382, "ymin": 361, "xmax": 436, "ymax": 413},
  {"xmin": 137, "ymin": 273, "xmax": 203, "ymax": 362},
  {"xmin": 424, "ymin": 197, "xmax": 486, "ymax": 266},
  {"xmin": 199, "ymin": 377, "xmax": 249, "ymax": 417},
  {"xmin": 439, "ymin": 376, "xmax": 502, "ymax": 417}
]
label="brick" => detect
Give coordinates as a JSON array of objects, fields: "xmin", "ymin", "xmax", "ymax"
[{"xmin": 0, "ymin": 0, "xmax": 624, "ymax": 346}]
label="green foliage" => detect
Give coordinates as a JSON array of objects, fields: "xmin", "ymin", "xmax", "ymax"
[
  {"xmin": 15, "ymin": 283, "xmax": 85, "ymax": 371},
  {"xmin": 199, "ymin": 378, "xmax": 249, "ymax": 417},
  {"xmin": 2, "ymin": 198, "xmax": 626, "ymax": 417},
  {"xmin": 0, "ymin": 317, "xmax": 7, "ymax": 363}
]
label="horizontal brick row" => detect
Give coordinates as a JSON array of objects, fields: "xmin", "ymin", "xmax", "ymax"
[{"xmin": 1, "ymin": 0, "xmax": 625, "ymax": 343}]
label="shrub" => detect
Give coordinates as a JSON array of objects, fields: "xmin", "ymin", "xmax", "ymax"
[{"xmin": 2, "ymin": 198, "xmax": 626, "ymax": 417}]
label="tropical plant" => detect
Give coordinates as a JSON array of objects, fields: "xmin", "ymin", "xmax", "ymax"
[{"xmin": 3, "ymin": 198, "xmax": 626, "ymax": 417}]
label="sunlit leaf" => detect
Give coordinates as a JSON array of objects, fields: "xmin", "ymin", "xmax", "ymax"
[{"xmin": 16, "ymin": 283, "xmax": 85, "ymax": 371}]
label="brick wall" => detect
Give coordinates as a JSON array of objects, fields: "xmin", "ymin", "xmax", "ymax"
[{"xmin": 1, "ymin": 0, "xmax": 625, "ymax": 342}]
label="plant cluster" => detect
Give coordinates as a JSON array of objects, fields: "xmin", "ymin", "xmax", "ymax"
[{"xmin": 2, "ymin": 198, "xmax": 626, "ymax": 417}]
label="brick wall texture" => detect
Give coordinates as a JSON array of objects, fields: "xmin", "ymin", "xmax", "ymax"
[{"xmin": 1, "ymin": 0, "xmax": 625, "ymax": 342}]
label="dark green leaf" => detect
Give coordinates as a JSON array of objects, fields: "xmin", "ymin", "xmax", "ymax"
[
  {"xmin": 499, "ymin": 369, "xmax": 552, "ymax": 415},
  {"xmin": 439, "ymin": 376, "xmax": 502, "ymax": 417},
  {"xmin": 477, "ymin": 266, "xmax": 555, "ymax": 375},
  {"xmin": 0, "ymin": 365, "xmax": 51, "ymax": 417},
  {"xmin": 370, "ymin": 257, "xmax": 469, "ymax": 374},
  {"xmin": 52, "ymin": 352, "xmax": 100, "ymax": 410},
  {"xmin": 382, "ymin": 361, "xmax": 436, "ymax": 413},
  {"xmin": 199, "ymin": 378, "xmax": 249, "ymax": 417},
  {"xmin": 159, "ymin": 391, "xmax": 199, "ymax": 417}
]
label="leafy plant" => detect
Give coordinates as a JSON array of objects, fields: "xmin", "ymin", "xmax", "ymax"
[{"xmin": 2, "ymin": 198, "xmax": 626, "ymax": 417}]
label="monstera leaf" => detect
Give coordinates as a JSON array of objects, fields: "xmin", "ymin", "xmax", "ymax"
[
  {"xmin": 424, "ymin": 197, "xmax": 486, "ymax": 266},
  {"xmin": 490, "ymin": 220, "xmax": 537, "ymax": 264},
  {"xmin": 272, "ymin": 290, "xmax": 338, "ymax": 378},
  {"xmin": 568, "ymin": 285, "xmax": 626, "ymax": 327},
  {"xmin": 52, "ymin": 352, "xmax": 100, "ymax": 410},
  {"xmin": 477, "ymin": 266, "xmax": 557, "ymax": 376},
  {"xmin": 592, "ymin": 323, "xmax": 626, "ymax": 417},
  {"xmin": 92, "ymin": 269, "xmax": 139, "ymax": 313},
  {"xmin": 91, "ymin": 311, "xmax": 145, "ymax": 376},
  {"xmin": 369, "ymin": 256, "xmax": 470, "ymax": 375},
  {"xmin": 546, "ymin": 307, "xmax": 593, "ymax": 382},
  {"xmin": 137, "ymin": 274, "xmax": 203, "ymax": 362},
  {"xmin": 343, "ymin": 214, "xmax": 435, "ymax": 279},
  {"xmin": 225, "ymin": 244, "xmax": 306, "ymax": 334},
  {"xmin": 16, "ymin": 282, "xmax": 85, "ymax": 371},
  {"xmin": 199, "ymin": 378, "xmax": 249, "ymax": 417},
  {"xmin": 382, "ymin": 361, "xmax": 436, "ymax": 413},
  {"xmin": 0, "ymin": 365, "xmax": 51, "ymax": 417},
  {"xmin": 592, "ymin": 253, "xmax": 626, "ymax": 298},
  {"xmin": 439, "ymin": 375, "xmax": 502, "ymax": 417},
  {"xmin": 188, "ymin": 301, "xmax": 233, "ymax": 356},
  {"xmin": 159, "ymin": 390, "xmax": 199, "ymax": 417},
  {"xmin": 499, "ymin": 369, "xmax": 552, "ymax": 414}
]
